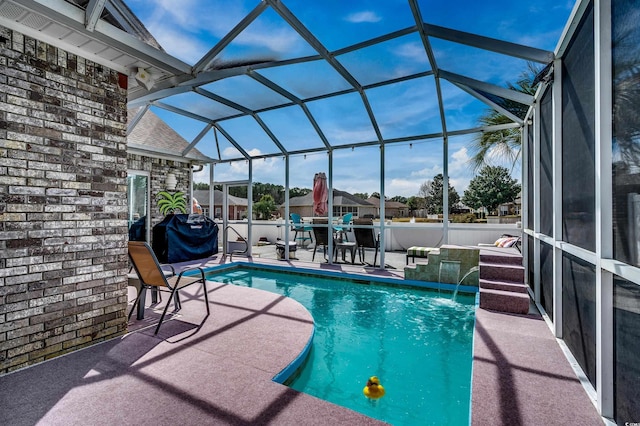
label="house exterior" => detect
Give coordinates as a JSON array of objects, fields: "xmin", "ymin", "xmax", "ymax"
[
  {"xmin": 283, "ymin": 189, "xmax": 376, "ymax": 218},
  {"xmin": 193, "ymin": 189, "xmax": 248, "ymax": 219},
  {"xmin": 365, "ymin": 197, "xmax": 409, "ymax": 218}
]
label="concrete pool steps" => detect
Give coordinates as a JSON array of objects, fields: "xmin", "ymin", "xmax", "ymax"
[
  {"xmin": 479, "ymin": 252, "xmax": 530, "ymax": 315},
  {"xmin": 479, "ymin": 287, "xmax": 531, "ymax": 314},
  {"xmin": 479, "ymin": 261, "xmax": 524, "ymax": 282},
  {"xmin": 479, "ymin": 251, "xmax": 523, "ymax": 266},
  {"xmin": 479, "ymin": 279, "xmax": 528, "ymax": 293}
]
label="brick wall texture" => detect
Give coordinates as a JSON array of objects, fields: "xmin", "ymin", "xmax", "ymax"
[{"xmin": 0, "ymin": 26, "xmax": 130, "ymax": 374}]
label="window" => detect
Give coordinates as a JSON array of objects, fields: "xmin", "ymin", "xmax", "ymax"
[{"xmin": 127, "ymin": 172, "xmax": 149, "ymax": 242}]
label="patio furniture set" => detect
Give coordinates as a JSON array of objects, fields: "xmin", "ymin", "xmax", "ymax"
[{"xmin": 290, "ymin": 214, "xmax": 380, "ymax": 266}]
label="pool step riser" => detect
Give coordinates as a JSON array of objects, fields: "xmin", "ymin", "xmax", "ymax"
[
  {"xmin": 478, "ymin": 251, "xmax": 529, "ymax": 315},
  {"xmin": 479, "ymin": 253, "xmax": 523, "ymax": 266},
  {"xmin": 479, "ymin": 263, "xmax": 524, "ymax": 282},
  {"xmin": 479, "ymin": 279, "xmax": 528, "ymax": 294},
  {"xmin": 479, "ymin": 288, "xmax": 530, "ymax": 314}
]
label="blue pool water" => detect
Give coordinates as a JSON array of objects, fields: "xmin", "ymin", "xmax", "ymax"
[{"xmin": 205, "ymin": 266, "xmax": 476, "ymax": 425}]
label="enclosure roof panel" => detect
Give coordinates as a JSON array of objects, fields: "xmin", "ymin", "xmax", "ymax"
[{"xmin": 3, "ymin": 0, "xmax": 574, "ymax": 163}]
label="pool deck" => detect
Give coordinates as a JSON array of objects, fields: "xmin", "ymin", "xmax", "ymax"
[{"xmin": 0, "ymin": 252, "xmax": 605, "ymax": 425}]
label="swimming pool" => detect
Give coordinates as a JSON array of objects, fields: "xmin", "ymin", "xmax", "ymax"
[{"xmin": 205, "ymin": 265, "xmax": 477, "ymax": 425}]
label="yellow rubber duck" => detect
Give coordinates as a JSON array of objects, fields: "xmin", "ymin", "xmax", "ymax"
[{"xmin": 363, "ymin": 376, "xmax": 385, "ymax": 399}]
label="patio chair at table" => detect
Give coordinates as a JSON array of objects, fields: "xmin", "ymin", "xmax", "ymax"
[
  {"xmin": 353, "ymin": 218, "xmax": 380, "ymax": 267},
  {"xmin": 311, "ymin": 218, "xmax": 356, "ymax": 264},
  {"xmin": 290, "ymin": 213, "xmax": 313, "ymax": 245},
  {"xmin": 311, "ymin": 218, "xmax": 330, "ymax": 261},
  {"xmin": 127, "ymin": 241, "xmax": 210, "ymax": 335},
  {"xmin": 333, "ymin": 213, "xmax": 353, "ymax": 241}
]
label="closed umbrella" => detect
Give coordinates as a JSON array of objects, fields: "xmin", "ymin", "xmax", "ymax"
[{"xmin": 313, "ymin": 172, "xmax": 328, "ymax": 216}]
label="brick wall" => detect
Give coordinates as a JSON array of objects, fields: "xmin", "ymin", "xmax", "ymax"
[{"xmin": 0, "ymin": 26, "xmax": 129, "ymax": 374}]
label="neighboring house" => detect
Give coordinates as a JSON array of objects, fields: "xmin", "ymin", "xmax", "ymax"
[
  {"xmin": 283, "ymin": 189, "xmax": 376, "ymax": 218},
  {"xmin": 193, "ymin": 189, "xmax": 248, "ymax": 220},
  {"xmin": 365, "ymin": 197, "xmax": 410, "ymax": 218},
  {"xmin": 498, "ymin": 192, "xmax": 522, "ymax": 216}
]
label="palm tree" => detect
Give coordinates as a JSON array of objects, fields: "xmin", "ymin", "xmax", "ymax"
[{"xmin": 467, "ymin": 63, "xmax": 542, "ymax": 172}]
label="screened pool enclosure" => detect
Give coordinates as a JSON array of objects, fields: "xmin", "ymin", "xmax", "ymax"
[{"xmin": 0, "ymin": 0, "xmax": 639, "ymax": 423}]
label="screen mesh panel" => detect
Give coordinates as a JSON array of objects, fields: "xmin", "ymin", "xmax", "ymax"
[
  {"xmin": 562, "ymin": 251, "xmax": 596, "ymax": 387},
  {"xmin": 612, "ymin": 0, "xmax": 640, "ymax": 267},
  {"xmin": 540, "ymin": 241, "xmax": 553, "ymax": 320},
  {"xmin": 561, "ymin": 4, "xmax": 596, "ymax": 251},
  {"xmin": 614, "ymin": 275, "xmax": 640, "ymax": 423},
  {"xmin": 540, "ymin": 87, "xmax": 554, "ymax": 236},
  {"xmin": 527, "ymin": 122, "xmax": 535, "ymax": 230}
]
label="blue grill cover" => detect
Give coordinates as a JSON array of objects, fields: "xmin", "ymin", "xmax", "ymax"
[{"xmin": 152, "ymin": 214, "xmax": 219, "ymax": 263}]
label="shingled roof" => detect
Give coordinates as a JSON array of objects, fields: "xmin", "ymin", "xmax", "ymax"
[
  {"xmin": 288, "ymin": 189, "xmax": 374, "ymax": 207},
  {"xmin": 127, "ymin": 108, "xmax": 211, "ymax": 162}
]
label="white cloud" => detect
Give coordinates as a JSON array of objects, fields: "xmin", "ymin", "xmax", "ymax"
[
  {"xmin": 386, "ymin": 178, "xmax": 421, "ymax": 198},
  {"xmin": 147, "ymin": 25, "xmax": 209, "ymax": 64},
  {"xmin": 344, "ymin": 11, "xmax": 382, "ymax": 23},
  {"xmin": 449, "ymin": 147, "xmax": 471, "ymax": 174},
  {"xmin": 395, "ymin": 42, "xmax": 429, "ymax": 63},
  {"xmin": 448, "ymin": 147, "xmax": 473, "ymax": 193},
  {"xmin": 222, "ymin": 146, "xmax": 241, "ymax": 157},
  {"xmin": 235, "ymin": 27, "xmax": 301, "ymax": 54},
  {"xmin": 193, "ymin": 165, "xmax": 209, "ymax": 183},
  {"xmin": 409, "ymin": 163, "xmax": 441, "ymax": 179}
]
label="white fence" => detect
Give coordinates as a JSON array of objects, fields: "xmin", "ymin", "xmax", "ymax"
[{"xmin": 222, "ymin": 220, "xmax": 522, "ymax": 251}]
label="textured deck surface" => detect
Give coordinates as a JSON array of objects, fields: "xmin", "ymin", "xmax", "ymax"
[
  {"xmin": 0, "ymin": 281, "xmax": 383, "ymax": 426},
  {"xmin": 472, "ymin": 308, "xmax": 603, "ymax": 425},
  {"xmin": 0, "ymin": 251, "xmax": 604, "ymax": 425}
]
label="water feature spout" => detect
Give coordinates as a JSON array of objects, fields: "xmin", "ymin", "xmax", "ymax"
[
  {"xmin": 453, "ymin": 266, "xmax": 479, "ymax": 300},
  {"xmin": 438, "ymin": 260, "xmax": 461, "ymax": 284}
]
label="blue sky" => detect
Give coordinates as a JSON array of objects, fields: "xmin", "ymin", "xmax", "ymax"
[{"xmin": 126, "ymin": 0, "xmax": 574, "ymax": 198}]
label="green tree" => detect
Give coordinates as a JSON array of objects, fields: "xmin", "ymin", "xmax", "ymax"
[
  {"xmin": 424, "ymin": 174, "xmax": 460, "ymax": 214},
  {"xmin": 193, "ymin": 182, "xmax": 209, "ymax": 190},
  {"xmin": 370, "ymin": 192, "xmax": 381, "ymax": 199},
  {"xmin": 468, "ymin": 63, "xmax": 541, "ymax": 172},
  {"xmin": 390, "ymin": 195, "xmax": 407, "ymax": 204},
  {"xmin": 252, "ymin": 182, "xmax": 286, "ymax": 204},
  {"xmin": 253, "ymin": 194, "xmax": 277, "ymax": 220},
  {"xmin": 406, "ymin": 196, "xmax": 421, "ymax": 215},
  {"xmin": 462, "ymin": 166, "xmax": 521, "ymax": 215},
  {"xmin": 353, "ymin": 192, "xmax": 369, "ymax": 199},
  {"xmin": 289, "ymin": 187, "xmax": 312, "ymax": 198}
]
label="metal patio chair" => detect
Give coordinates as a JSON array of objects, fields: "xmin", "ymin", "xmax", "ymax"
[
  {"xmin": 127, "ymin": 241, "xmax": 210, "ymax": 335},
  {"xmin": 333, "ymin": 213, "xmax": 353, "ymax": 241},
  {"xmin": 290, "ymin": 213, "xmax": 313, "ymax": 245},
  {"xmin": 352, "ymin": 218, "xmax": 380, "ymax": 267}
]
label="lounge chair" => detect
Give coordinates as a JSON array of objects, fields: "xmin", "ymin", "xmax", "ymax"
[
  {"xmin": 406, "ymin": 246, "xmax": 438, "ymax": 264},
  {"xmin": 127, "ymin": 241, "xmax": 210, "ymax": 335},
  {"xmin": 352, "ymin": 218, "xmax": 380, "ymax": 267},
  {"xmin": 478, "ymin": 234, "xmax": 522, "ymax": 252}
]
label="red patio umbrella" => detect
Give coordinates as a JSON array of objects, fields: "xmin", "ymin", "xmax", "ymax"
[{"xmin": 313, "ymin": 172, "xmax": 328, "ymax": 216}]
